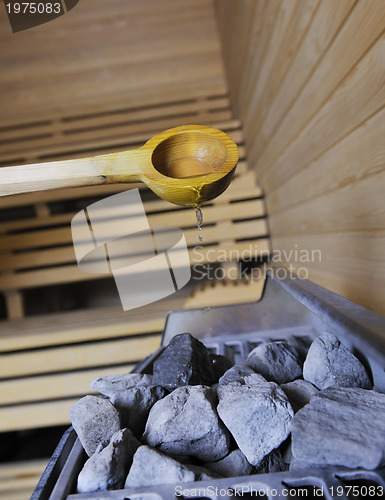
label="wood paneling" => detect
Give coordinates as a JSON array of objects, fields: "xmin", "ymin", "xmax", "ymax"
[
  {"xmin": 216, "ymin": 0, "xmax": 385, "ymax": 316},
  {"xmin": 0, "ymin": 0, "xmax": 227, "ymax": 127}
]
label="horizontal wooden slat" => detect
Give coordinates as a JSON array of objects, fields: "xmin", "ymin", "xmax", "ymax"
[
  {"xmin": 0, "ymin": 218, "xmax": 268, "ymax": 273},
  {"xmin": 0, "ymin": 459, "xmax": 47, "ymax": 480},
  {"xmin": 0, "ymin": 459, "xmax": 47, "ymax": 500},
  {"xmin": 0, "ymin": 198, "xmax": 265, "ymax": 252},
  {"xmin": 0, "ymin": 364, "xmax": 134, "ymax": 406},
  {"xmin": 0, "ymin": 96, "xmax": 231, "ymax": 142},
  {"xmin": 0, "ymin": 238, "xmax": 270, "ymax": 291},
  {"xmin": 0, "ymin": 398, "xmax": 78, "ymax": 431},
  {"xmin": 0, "ymin": 335, "xmax": 161, "ymax": 378},
  {"xmin": 0, "ymin": 110, "xmax": 233, "ymax": 159}
]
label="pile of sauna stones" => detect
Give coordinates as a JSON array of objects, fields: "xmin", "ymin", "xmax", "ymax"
[{"xmin": 69, "ymin": 330, "xmax": 384, "ymax": 494}]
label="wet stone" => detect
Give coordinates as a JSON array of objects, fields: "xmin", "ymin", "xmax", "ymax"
[
  {"xmin": 77, "ymin": 428, "xmax": 140, "ymax": 493},
  {"xmin": 70, "ymin": 395, "xmax": 121, "ymax": 457},
  {"xmin": 217, "ymin": 379, "xmax": 294, "ymax": 465},
  {"xmin": 246, "ymin": 341, "xmax": 303, "ymax": 384},
  {"xmin": 143, "ymin": 385, "xmax": 230, "ymax": 462},
  {"xmin": 303, "ymin": 332, "xmax": 372, "ymax": 390},
  {"xmin": 152, "ymin": 333, "xmax": 215, "ymax": 390},
  {"xmin": 291, "ymin": 387, "xmax": 385, "ymax": 470}
]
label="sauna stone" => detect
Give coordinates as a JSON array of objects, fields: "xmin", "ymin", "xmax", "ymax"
[
  {"xmin": 303, "ymin": 331, "xmax": 372, "ymax": 390},
  {"xmin": 218, "ymin": 364, "xmax": 259, "ymax": 385},
  {"xmin": 280, "ymin": 379, "xmax": 319, "ymax": 412},
  {"xmin": 77, "ymin": 428, "xmax": 140, "ymax": 493},
  {"xmin": 91, "ymin": 374, "xmax": 167, "ymax": 436},
  {"xmin": 246, "ymin": 341, "xmax": 303, "ymax": 384},
  {"xmin": 291, "ymin": 387, "xmax": 385, "ymax": 470},
  {"xmin": 152, "ymin": 333, "xmax": 215, "ymax": 389},
  {"xmin": 70, "ymin": 395, "xmax": 121, "ymax": 457},
  {"xmin": 217, "ymin": 377, "xmax": 294, "ymax": 465},
  {"xmin": 143, "ymin": 385, "xmax": 230, "ymax": 462},
  {"xmin": 203, "ymin": 448, "xmax": 254, "ymax": 477},
  {"xmin": 125, "ymin": 446, "xmax": 215, "ymax": 488}
]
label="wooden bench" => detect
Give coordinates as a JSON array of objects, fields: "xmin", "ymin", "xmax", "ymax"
[{"xmin": 0, "ymin": 114, "xmax": 270, "ymax": 433}]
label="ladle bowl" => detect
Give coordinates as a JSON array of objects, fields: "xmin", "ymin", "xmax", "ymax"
[{"xmin": 0, "ymin": 125, "xmax": 239, "ymax": 207}]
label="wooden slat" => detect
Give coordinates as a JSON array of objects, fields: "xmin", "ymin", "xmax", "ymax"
[
  {"xmin": 268, "ymin": 169, "xmax": 385, "ymax": 235},
  {"xmin": 0, "ymin": 96, "xmax": 231, "ymax": 142},
  {"xmin": 0, "ymin": 218, "xmax": 268, "ymax": 273},
  {"xmin": 258, "ymin": 1, "xmax": 385, "ymax": 186},
  {"xmin": 0, "ymin": 398, "xmax": 78, "ymax": 431},
  {"xmin": 266, "ymin": 105, "xmax": 385, "ymax": 215},
  {"xmin": 0, "ymin": 301, "xmax": 170, "ymax": 351},
  {"xmin": 0, "ymin": 459, "xmax": 47, "ymax": 480},
  {"xmin": 249, "ymin": 0, "xmax": 355, "ymax": 164},
  {"xmin": 0, "ymin": 198, "xmax": 265, "ymax": 252},
  {"xmin": 0, "ymin": 459, "xmax": 47, "ymax": 500},
  {"xmin": 260, "ymin": 31, "xmax": 385, "ymax": 194},
  {"xmin": 243, "ymin": 0, "xmax": 301, "ymax": 132},
  {"xmin": 0, "ymin": 110, "xmax": 233, "ymax": 159},
  {"xmin": 243, "ymin": 0, "xmax": 320, "ymax": 150},
  {"xmin": 0, "ymin": 238, "xmax": 270, "ymax": 291},
  {"xmin": 0, "ymin": 364, "xmax": 134, "ymax": 405},
  {"xmin": 0, "ymin": 335, "xmax": 161, "ymax": 378}
]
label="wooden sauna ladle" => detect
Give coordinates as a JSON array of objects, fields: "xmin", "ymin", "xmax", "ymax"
[{"xmin": 0, "ymin": 125, "xmax": 238, "ymax": 207}]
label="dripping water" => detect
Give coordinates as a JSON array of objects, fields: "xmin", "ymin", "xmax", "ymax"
[{"xmin": 195, "ymin": 205, "xmax": 207, "ymax": 277}]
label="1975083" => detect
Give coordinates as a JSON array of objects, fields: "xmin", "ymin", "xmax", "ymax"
[{"xmin": 5, "ymin": 2, "xmax": 62, "ymax": 14}]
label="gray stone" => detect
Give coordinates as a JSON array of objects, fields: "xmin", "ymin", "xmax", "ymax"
[
  {"xmin": 217, "ymin": 379, "xmax": 293, "ymax": 465},
  {"xmin": 124, "ymin": 446, "xmax": 216, "ymax": 488},
  {"xmin": 91, "ymin": 374, "xmax": 167, "ymax": 437},
  {"xmin": 204, "ymin": 448, "xmax": 254, "ymax": 477},
  {"xmin": 255, "ymin": 448, "xmax": 288, "ymax": 474},
  {"xmin": 210, "ymin": 354, "xmax": 234, "ymax": 382},
  {"xmin": 70, "ymin": 396, "xmax": 121, "ymax": 456},
  {"xmin": 246, "ymin": 341, "xmax": 303, "ymax": 384},
  {"xmin": 143, "ymin": 385, "xmax": 230, "ymax": 462},
  {"xmin": 280, "ymin": 379, "xmax": 319, "ymax": 412},
  {"xmin": 291, "ymin": 387, "xmax": 385, "ymax": 470},
  {"xmin": 77, "ymin": 428, "xmax": 140, "ymax": 493},
  {"xmin": 303, "ymin": 332, "xmax": 372, "ymax": 390},
  {"xmin": 91, "ymin": 373, "xmax": 154, "ymax": 393},
  {"xmin": 153, "ymin": 333, "xmax": 215, "ymax": 389},
  {"xmin": 218, "ymin": 365, "xmax": 259, "ymax": 385}
]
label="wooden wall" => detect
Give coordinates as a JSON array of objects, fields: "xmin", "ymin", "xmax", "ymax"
[{"xmin": 215, "ymin": 0, "xmax": 385, "ymax": 317}]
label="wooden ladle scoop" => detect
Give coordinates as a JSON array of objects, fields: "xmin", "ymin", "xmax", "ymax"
[{"xmin": 0, "ymin": 125, "xmax": 239, "ymax": 206}]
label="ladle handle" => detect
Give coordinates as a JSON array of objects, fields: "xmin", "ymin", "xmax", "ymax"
[{"xmin": 0, "ymin": 149, "xmax": 148, "ymax": 197}]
